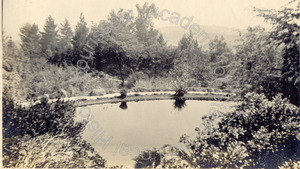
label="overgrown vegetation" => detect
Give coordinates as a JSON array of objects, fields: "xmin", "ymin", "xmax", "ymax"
[
  {"xmin": 180, "ymin": 93, "xmax": 299, "ymax": 168},
  {"xmin": 132, "ymin": 1, "xmax": 300, "ymax": 168},
  {"xmin": 2, "ymin": 0, "xmax": 299, "ymax": 168},
  {"xmin": 2, "ymin": 90, "xmax": 106, "ymax": 168}
]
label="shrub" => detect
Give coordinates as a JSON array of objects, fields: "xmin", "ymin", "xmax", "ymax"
[
  {"xmin": 134, "ymin": 145, "xmax": 192, "ymax": 168},
  {"xmin": 3, "ymin": 97, "xmax": 84, "ymax": 138},
  {"xmin": 278, "ymin": 159, "xmax": 300, "ymax": 169},
  {"xmin": 2, "ymin": 94, "xmax": 106, "ymax": 168},
  {"xmin": 180, "ymin": 92, "xmax": 300, "ymax": 168},
  {"xmin": 3, "ymin": 133, "xmax": 106, "ymax": 168}
]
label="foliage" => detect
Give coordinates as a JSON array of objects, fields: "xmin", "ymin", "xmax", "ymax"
[
  {"xmin": 171, "ymin": 32, "xmax": 210, "ymax": 89},
  {"xmin": 180, "ymin": 92, "xmax": 300, "ymax": 168},
  {"xmin": 2, "ymin": 93, "xmax": 106, "ymax": 168},
  {"xmin": 231, "ymin": 26, "xmax": 282, "ymax": 99},
  {"xmin": 19, "ymin": 23, "xmax": 41, "ymax": 58},
  {"xmin": 40, "ymin": 16, "xmax": 59, "ymax": 59},
  {"xmin": 130, "ymin": 76, "xmax": 175, "ymax": 92},
  {"xmin": 3, "ymin": 133, "xmax": 106, "ymax": 168},
  {"xmin": 57, "ymin": 19, "xmax": 73, "ymax": 53},
  {"xmin": 3, "ymin": 95, "xmax": 84, "ymax": 138},
  {"xmin": 72, "ymin": 13, "xmax": 89, "ymax": 49},
  {"xmin": 209, "ymin": 35, "xmax": 233, "ymax": 89},
  {"xmin": 278, "ymin": 159, "xmax": 300, "ymax": 169},
  {"xmin": 254, "ymin": 0, "xmax": 300, "ymax": 106},
  {"xmin": 134, "ymin": 145, "xmax": 192, "ymax": 168},
  {"xmin": 134, "ymin": 2, "xmax": 159, "ymax": 45},
  {"xmin": 2, "ymin": 32, "xmax": 27, "ymax": 102}
]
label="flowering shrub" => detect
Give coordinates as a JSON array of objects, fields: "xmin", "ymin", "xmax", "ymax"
[{"xmin": 180, "ymin": 92, "xmax": 300, "ymax": 168}]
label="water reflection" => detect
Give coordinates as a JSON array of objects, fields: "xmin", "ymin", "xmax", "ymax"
[
  {"xmin": 173, "ymin": 98, "xmax": 186, "ymax": 110},
  {"xmin": 79, "ymin": 100, "xmax": 235, "ymax": 167},
  {"xmin": 119, "ymin": 102, "xmax": 128, "ymax": 110}
]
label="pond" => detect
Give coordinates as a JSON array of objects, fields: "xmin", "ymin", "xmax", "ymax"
[{"xmin": 76, "ymin": 100, "xmax": 235, "ymax": 167}]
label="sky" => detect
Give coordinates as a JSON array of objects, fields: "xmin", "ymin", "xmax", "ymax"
[{"xmin": 3, "ymin": 0, "xmax": 294, "ymax": 42}]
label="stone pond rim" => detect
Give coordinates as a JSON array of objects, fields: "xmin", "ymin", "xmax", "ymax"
[
  {"xmin": 75, "ymin": 92, "xmax": 231, "ymax": 107},
  {"xmin": 19, "ymin": 91, "xmax": 232, "ymax": 108}
]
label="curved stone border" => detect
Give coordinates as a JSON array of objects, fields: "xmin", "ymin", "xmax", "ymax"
[{"xmin": 20, "ymin": 91, "xmax": 233, "ymax": 108}]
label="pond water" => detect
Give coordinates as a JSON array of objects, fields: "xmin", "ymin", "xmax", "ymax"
[{"xmin": 76, "ymin": 100, "xmax": 235, "ymax": 167}]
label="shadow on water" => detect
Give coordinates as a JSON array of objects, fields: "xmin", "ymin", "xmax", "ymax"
[
  {"xmin": 173, "ymin": 98, "xmax": 186, "ymax": 110},
  {"xmin": 119, "ymin": 102, "xmax": 128, "ymax": 110}
]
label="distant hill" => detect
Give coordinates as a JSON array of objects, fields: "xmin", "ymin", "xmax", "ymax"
[{"xmin": 157, "ymin": 25, "xmax": 245, "ymax": 48}]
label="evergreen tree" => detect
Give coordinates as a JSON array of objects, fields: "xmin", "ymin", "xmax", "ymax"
[
  {"xmin": 19, "ymin": 23, "xmax": 41, "ymax": 58},
  {"xmin": 209, "ymin": 35, "xmax": 230, "ymax": 63},
  {"xmin": 173, "ymin": 32, "xmax": 210, "ymax": 87},
  {"xmin": 72, "ymin": 13, "xmax": 89, "ymax": 49},
  {"xmin": 157, "ymin": 33, "xmax": 165, "ymax": 45},
  {"xmin": 58, "ymin": 19, "xmax": 73, "ymax": 52},
  {"xmin": 40, "ymin": 16, "xmax": 59, "ymax": 59}
]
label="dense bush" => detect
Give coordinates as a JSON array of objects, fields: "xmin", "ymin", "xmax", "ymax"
[
  {"xmin": 3, "ymin": 133, "xmax": 106, "ymax": 168},
  {"xmin": 134, "ymin": 145, "xmax": 192, "ymax": 168},
  {"xmin": 2, "ymin": 93, "xmax": 106, "ymax": 168},
  {"xmin": 278, "ymin": 159, "xmax": 300, "ymax": 169},
  {"xmin": 180, "ymin": 92, "xmax": 300, "ymax": 168},
  {"xmin": 3, "ymin": 95, "xmax": 84, "ymax": 138}
]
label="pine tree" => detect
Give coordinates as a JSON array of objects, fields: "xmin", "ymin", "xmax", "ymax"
[
  {"xmin": 40, "ymin": 16, "xmax": 59, "ymax": 58},
  {"xmin": 58, "ymin": 19, "xmax": 73, "ymax": 52},
  {"xmin": 19, "ymin": 23, "xmax": 41, "ymax": 58},
  {"xmin": 72, "ymin": 13, "xmax": 89, "ymax": 49},
  {"xmin": 157, "ymin": 33, "xmax": 165, "ymax": 45}
]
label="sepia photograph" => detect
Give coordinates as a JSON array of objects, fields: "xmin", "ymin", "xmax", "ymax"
[{"xmin": 2, "ymin": 0, "xmax": 300, "ymax": 168}]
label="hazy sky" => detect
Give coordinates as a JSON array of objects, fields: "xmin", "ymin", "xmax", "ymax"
[{"xmin": 3, "ymin": 0, "xmax": 293, "ymax": 41}]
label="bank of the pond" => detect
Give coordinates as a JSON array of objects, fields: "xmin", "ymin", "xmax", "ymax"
[
  {"xmin": 76, "ymin": 92, "xmax": 232, "ymax": 107},
  {"xmin": 20, "ymin": 91, "xmax": 234, "ymax": 107}
]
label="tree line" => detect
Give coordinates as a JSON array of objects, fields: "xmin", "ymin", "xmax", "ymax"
[{"xmin": 3, "ymin": 2, "xmax": 299, "ymax": 106}]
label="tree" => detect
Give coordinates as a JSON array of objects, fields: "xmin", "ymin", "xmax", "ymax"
[
  {"xmin": 2, "ymin": 32, "xmax": 26, "ymax": 102},
  {"xmin": 19, "ymin": 23, "xmax": 41, "ymax": 58},
  {"xmin": 157, "ymin": 33, "xmax": 166, "ymax": 45},
  {"xmin": 208, "ymin": 35, "xmax": 233, "ymax": 89},
  {"xmin": 134, "ymin": 3, "xmax": 159, "ymax": 45},
  {"xmin": 58, "ymin": 19, "xmax": 73, "ymax": 52},
  {"xmin": 40, "ymin": 16, "xmax": 59, "ymax": 59},
  {"xmin": 172, "ymin": 32, "xmax": 210, "ymax": 88},
  {"xmin": 231, "ymin": 27, "xmax": 281, "ymax": 99},
  {"xmin": 94, "ymin": 38, "xmax": 135, "ymax": 86},
  {"xmin": 209, "ymin": 35, "xmax": 231, "ymax": 63},
  {"xmin": 72, "ymin": 13, "xmax": 89, "ymax": 50},
  {"xmin": 254, "ymin": 0, "xmax": 300, "ymax": 106}
]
